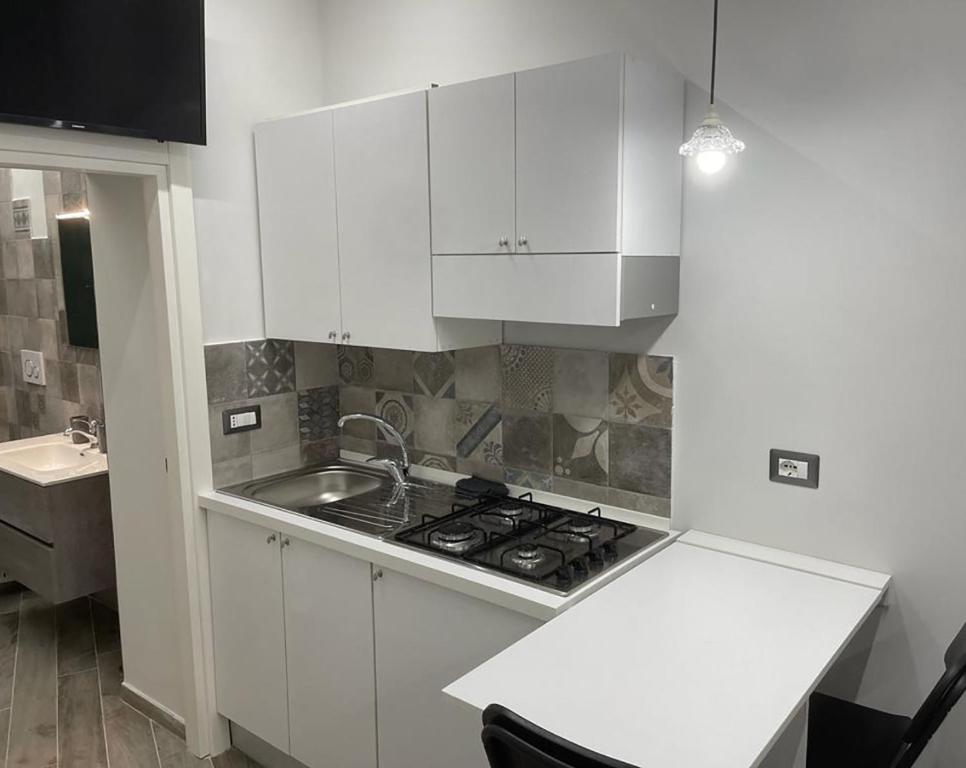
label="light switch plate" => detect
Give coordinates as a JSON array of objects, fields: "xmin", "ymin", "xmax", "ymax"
[
  {"xmin": 769, "ymin": 449, "xmax": 819, "ymax": 489},
  {"xmin": 222, "ymin": 404, "xmax": 261, "ymax": 435},
  {"xmin": 21, "ymin": 349, "xmax": 46, "ymax": 386}
]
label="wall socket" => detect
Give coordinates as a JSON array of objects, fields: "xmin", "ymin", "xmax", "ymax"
[
  {"xmin": 769, "ymin": 449, "xmax": 819, "ymax": 489},
  {"xmin": 20, "ymin": 350, "xmax": 46, "ymax": 386},
  {"xmin": 222, "ymin": 404, "xmax": 262, "ymax": 435}
]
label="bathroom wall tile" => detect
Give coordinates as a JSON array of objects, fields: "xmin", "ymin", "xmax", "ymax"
[
  {"xmin": 503, "ymin": 412, "xmax": 553, "ymax": 473},
  {"xmin": 413, "ymin": 396, "xmax": 455, "ymax": 455},
  {"xmin": 455, "ymin": 346, "xmax": 501, "ymax": 402},
  {"xmin": 32, "ymin": 239, "xmax": 54, "ymax": 279},
  {"xmin": 74, "ymin": 346, "xmax": 98, "ymax": 367},
  {"xmin": 0, "ymin": 203, "xmax": 13, "ymax": 242},
  {"xmin": 338, "ymin": 386, "xmax": 376, "ymax": 439},
  {"xmin": 337, "ymin": 346, "xmax": 374, "ymax": 385},
  {"xmin": 294, "ymin": 342, "xmax": 338, "ymax": 390},
  {"xmin": 36, "ymin": 280, "xmax": 56, "ymax": 319},
  {"xmin": 0, "ymin": 170, "xmax": 10, "ymax": 202},
  {"xmin": 552, "ymin": 415, "xmax": 608, "ymax": 485},
  {"xmin": 250, "ymin": 392, "xmax": 298, "ymax": 453},
  {"xmin": 606, "ymin": 488, "xmax": 671, "ymax": 518},
  {"xmin": 609, "ymin": 423, "xmax": 672, "ymax": 498},
  {"xmin": 252, "ymin": 444, "xmax": 301, "ymax": 479},
  {"xmin": 60, "ymin": 172, "xmax": 85, "ymax": 196},
  {"xmin": 208, "ymin": 403, "xmax": 252, "ymax": 463},
  {"xmin": 553, "ymin": 349, "xmax": 608, "ymax": 418},
  {"xmin": 14, "ymin": 241, "xmax": 33, "ymax": 279},
  {"xmin": 551, "ymin": 477, "xmax": 611, "ymax": 506},
  {"xmin": 455, "ymin": 401, "xmax": 502, "ymax": 468},
  {"xmin": 301, "ymin": 437, "xmax": 339, "ymax": 466},
  {"xmin": 1, "ymin": 243, "xmax": 18, "ymax": 280},
  {"xmin": 608, "ymin": 354, "xmax": 673, "ymax": 428},
  {"xmin": 297, "ymin": 385, "xmax": 339, "ymax": 442},
  {"xmin": 212, "ymin": 456, "xmax": 252, "ymax": 489},
  {"xmin": 502, "ymin": 345, "xmax": 553, "ymax": 412},
  {"xmin": 374, "ymin": 390, "xmax": 415, "ymax": 446},
  {"xmin": 41, "ymin": 172, "xmax": 61, "ymax": 197},
  {"xmin": 62, "ymin": 192, "xmax": 87, "ymax": 214},
  {"xmin": 77, "ymin": 363, "xmax": 101, "ymax": 406},
  {"xmin": 503, "ymin": 467, "xmax": 552, "ymax": 492},
  {"xmin": 373, "ymin": 348, "xmax": 414, "ymax": 392},
  {"xmin": 413, "ymin": 351, "xmax": 455, "ymax": 398},
  {"xmin": 203, "ymin": 343, "xmax": 247, "ymax": 404},
  {"xmin": 246, "ymin": 339, "xmax": 295, "ymax": 397},
  {"xmin": 59, "ymin": 361, "xmax": 79, "ymax": 403}
]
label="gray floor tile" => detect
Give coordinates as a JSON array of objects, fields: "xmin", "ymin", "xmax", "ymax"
[
  {"xmin": 91, "ymin": 600, "xmax": 121, "ymax": 655},
  {"xmin": 153, "ymin": 721, "xmax": 211, "ymax": 768},
  {"xmin": 212, "ymin": 747, "xmax": 262, "ymax": 768},
  {"xmin": 58, "ymin": 668, "xmax": 108, "ymax": 767},
  {"xmin": 7, "ymin": 594, "xmax": 57, "ymax": 768},
  {"xmin": 98, "ymin": 649, "xmax": 160, "ymax": 768},
  {"xmin": 0, "ymin": 610, "xmax": 19, "ymax": 710},
  {"xmin": 56, "ymin": 598, "xmax": 97, "ymax": 676}
]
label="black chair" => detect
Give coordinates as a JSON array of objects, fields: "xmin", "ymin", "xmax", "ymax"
[
  {"xmin": 481, "ymin": 704, "xmax": 637, "ymax": 768},
  {"xmin": 807, "ymin": 621, "xmax": 966, "ymax": 768}
]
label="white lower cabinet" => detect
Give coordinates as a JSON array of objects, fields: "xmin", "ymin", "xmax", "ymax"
[
  {"xmin": 372, "ymin": 568, "xmax": 541, "ymax": 768},
  {"xmin": 207, "ymin": 511, "xmax": 541, "ymax": 768}
]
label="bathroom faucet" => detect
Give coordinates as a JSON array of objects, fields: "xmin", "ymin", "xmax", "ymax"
[
  {"xmin": 337, "ymin": 413, "xmax": 409, "ymax": 487},
  {"xmin": 64, "ymin": 418, "xmax": 107, "ymax": 455}
]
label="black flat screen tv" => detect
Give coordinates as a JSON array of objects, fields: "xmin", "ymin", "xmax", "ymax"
[{"xmin": 0, "ymin": 0, "xmax": 206, "ymax": 145}]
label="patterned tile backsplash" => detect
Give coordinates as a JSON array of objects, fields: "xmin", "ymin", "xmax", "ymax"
[{"xmin": 205, "ymin": 340, "xmax": 673, "ymax": 517}]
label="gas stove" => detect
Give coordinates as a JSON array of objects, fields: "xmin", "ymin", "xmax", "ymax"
[{"xmin": 393, "ymin": 492, "xmax": 668, "ymax": 595}]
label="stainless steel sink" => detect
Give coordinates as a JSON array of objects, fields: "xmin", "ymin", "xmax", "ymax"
[{"xmin": 220, "ymin": 462, "xmax": 457, "ymax": 537}]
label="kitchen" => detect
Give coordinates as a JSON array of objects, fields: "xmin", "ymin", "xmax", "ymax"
[{"xmin": 0, "ymin": 1, "xmax": 963, "ymax": 767}]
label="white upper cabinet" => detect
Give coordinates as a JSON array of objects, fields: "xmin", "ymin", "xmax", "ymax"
[
  {"xmin": 429, "ymin": 74, "xmax": 516, "ymax": 255},
  {"xmin": 515, "ymin": 53, "xmax": 623, "ymax": 254},
  {"xmin": 255, "ymin": 111, "xmax": 342, "ymax": 344}
]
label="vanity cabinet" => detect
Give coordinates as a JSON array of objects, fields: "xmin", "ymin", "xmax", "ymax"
[
  {"xmin": 429, "ymin": 53, "xmax": 685, "ymax": 326},
  {"xmin": 254, "ymin": 93, "xmax": 500, "ymax": 352},
  {"xmin": 207, "ymin": 510, "xmax": 538, "ymax": 768}
]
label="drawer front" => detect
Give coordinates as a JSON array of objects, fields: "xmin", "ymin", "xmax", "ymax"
[
  {"xmin": 0, "ymin": 472, "xmax": 53, "ymax": 543},
  {"xmin": 0, "ymin": 519, "xmax": 56, "ymax": 600}
]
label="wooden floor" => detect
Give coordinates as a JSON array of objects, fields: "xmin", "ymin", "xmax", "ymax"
[{"xmin": 0, "ymin": 584, "xmax": 259, "ymax": 768}]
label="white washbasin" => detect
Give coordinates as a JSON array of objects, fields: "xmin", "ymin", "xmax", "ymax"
[{"xmin": 0, "ymin": 435, "xmax": 108, "ymax": 486}]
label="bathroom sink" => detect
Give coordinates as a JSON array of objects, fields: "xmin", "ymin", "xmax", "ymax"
[{"xmin": 0, "ymin": 435, "xmax": 107, "ymax": 486}]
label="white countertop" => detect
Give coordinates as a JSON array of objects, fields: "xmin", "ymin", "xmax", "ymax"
[
  {"xmin": 0, "ymin": 433, "xmax": 108, "ymax": 486},
  {"xmin": 199, "ymin": 465, "xmax": 677, "ymax": 621},
  {"xmin": 444, "ymin": 531, "xmax": 891, "ymax": 768}
]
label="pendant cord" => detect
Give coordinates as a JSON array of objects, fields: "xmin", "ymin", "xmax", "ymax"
[{"xmin": 710, "ymin": 0, "xmax": 719, "ymax": 105}]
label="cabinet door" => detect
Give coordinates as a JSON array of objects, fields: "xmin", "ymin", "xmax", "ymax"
[
  {"xmin": 255, "ymin": 111, "xmax": 342, "ymax": 342},
  {"xmin": 283, "ymin": 539, "xmax": 378, "ymax": 768},
  {"xmin": 515, "ymin": 54, "xmax": 623, "ymax": 254},
  {"xmin": 334, "ymin": 91, "xmax": 439, "ymax": 351},
  {"xmin": 429, "ymin": 74, "xmax": 515, "ymax": 255},
  {"xmin": 207, "ymin": 513, "xmax": 289, "ymax": 753},
  {"xmin": 373, "ymin": 569, "xmax": 541, "ymax": 768}
]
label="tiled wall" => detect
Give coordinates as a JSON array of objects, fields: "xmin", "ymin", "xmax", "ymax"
[
  {"xmin": 205, "ymin": 340, "xmax": 673, "ymax": 517},
  {"xmin": 0, "ymin": 169, "xmax": 104, "ymax": 441}
]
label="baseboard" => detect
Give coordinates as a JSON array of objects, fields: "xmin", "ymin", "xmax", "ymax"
[{"xmin": 120, "ymin": 682, "xmax": 186, "ymax": 741}]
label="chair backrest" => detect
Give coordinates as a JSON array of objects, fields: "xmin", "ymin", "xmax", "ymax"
[
  {"xmin": 481, "ymin": 705, "xmax": 638, "ymax": 768},
  {"xmin": 892, "ymin": 621, "xmax": 966, "ymax": 768}
]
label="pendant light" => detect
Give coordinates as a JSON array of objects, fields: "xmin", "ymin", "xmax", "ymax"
[{"xmin": 679, "ymin": 0, "xmax": 745, "ymax": 174}]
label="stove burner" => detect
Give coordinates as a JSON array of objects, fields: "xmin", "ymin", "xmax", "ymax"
[
  {"xmin": 430, "ymin": 521, "xmax": 483, "ymax": 553},
  {"xmin": 563, "ymin": 518, "xmax": 602, "ymax": 537},
  {"xmin": 499, "ymin": 504, "xmax": 526, "ymax": 518},
  {"xmin": 509, "ymin": 543, "xmax": 547, "ymax": 570}
]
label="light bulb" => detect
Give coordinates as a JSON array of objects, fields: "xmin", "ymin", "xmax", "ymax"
[{"xmin": 696, "ymin": 150, "xmax": 727, "ymax": 175}]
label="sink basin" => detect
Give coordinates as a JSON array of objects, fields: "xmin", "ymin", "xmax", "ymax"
[
  {"xmin": 221, "ymin": 462, "xmax": 456, "ymax": 537},
  {"xmin": 247, "ymin": 467, "xmax": 383, "ymax": 507},
  {"xmin": 0, "ymin": 435, "xmax": 107, "ymax": 486}
]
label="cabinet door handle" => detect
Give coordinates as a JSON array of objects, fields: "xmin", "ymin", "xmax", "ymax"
[
  {"xmin": 517, "ymin": 236, "xmax": 528, "ymax": 247},
  {"xmin": 267, "ymin": 533, "xmax": 277, "ymax": 544},
  {"xmin": 328, "ymin": 330, "xmax": 337, "ymax": 341},
  {"xmin": 281, "ymin": 537, "xmax": 291, "ymax": 548},
  {"xmin": 372, "ymin": 568, "xmax": 384, "ymax": 582},
  {"xmin": 498, "ymin": 236, "xmax": 509, "ymax": 247},
  {"xmin": 342, "ymin": 331, "xmax": 351, "ymax": 343}
]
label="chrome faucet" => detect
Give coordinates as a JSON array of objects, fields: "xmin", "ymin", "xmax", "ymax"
[
  {"xmin": 337, "ymin": 413, "xmax": 409, "ymax": 487},
  {"xmin": 64, "ymin": 417, "xmax": 107, "ymax": 455}
]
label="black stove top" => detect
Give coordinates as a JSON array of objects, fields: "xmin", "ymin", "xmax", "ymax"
[{"xmin": 393, "ymin": 493, "xmax": 667, "ymax": 594}]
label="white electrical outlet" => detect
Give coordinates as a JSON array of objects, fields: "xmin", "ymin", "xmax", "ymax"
[
  {"xmin": 230, "ymin": 411, "xmax": 257, "ymax": 429},
  {"xmin": 778, "ymin": 458, "xmax": 809, "ymax": 480},
  {"xmin": 20, "ymin": 350, "xmax": 46, "ymax": 386}
]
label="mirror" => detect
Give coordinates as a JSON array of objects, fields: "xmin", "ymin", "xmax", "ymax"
[{"xmin": 57, "ymin": 215, "xmax": 99, "ymax": 349}]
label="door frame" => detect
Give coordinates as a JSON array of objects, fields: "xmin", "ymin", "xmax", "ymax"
[{"xmin": 0, "ymin": 123, "xmax": 225, "ymax": 756}]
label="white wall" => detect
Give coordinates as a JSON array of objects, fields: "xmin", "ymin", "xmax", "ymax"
[
  {"xmin": 191, "ymin": 0, "xmax": 326, "ymax": 343},
  {"xmin": 316, "ymin": 1, "xmax": 966, "ymax": 764}
]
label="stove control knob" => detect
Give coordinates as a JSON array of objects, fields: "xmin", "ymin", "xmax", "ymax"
[
  {"xmin": 603, "ymin": 542, "xmax": 619, "ymax": 560},
  {"xmin": 572, "ymin": 557, "xmax": 588, "ymax": 574},
  {"xmin": 587, "ymin": 549, "xmax": 605, "ymax": 567}
]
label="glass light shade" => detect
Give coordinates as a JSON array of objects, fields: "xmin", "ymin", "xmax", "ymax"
[{"xmin": 679, "ymin": 108, "xmax": 746, "ymax": 174}]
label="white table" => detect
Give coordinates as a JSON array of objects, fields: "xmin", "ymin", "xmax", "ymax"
[{"xmin": 444, "ymin": 531, "xmax": 890, "ymax": 768}]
